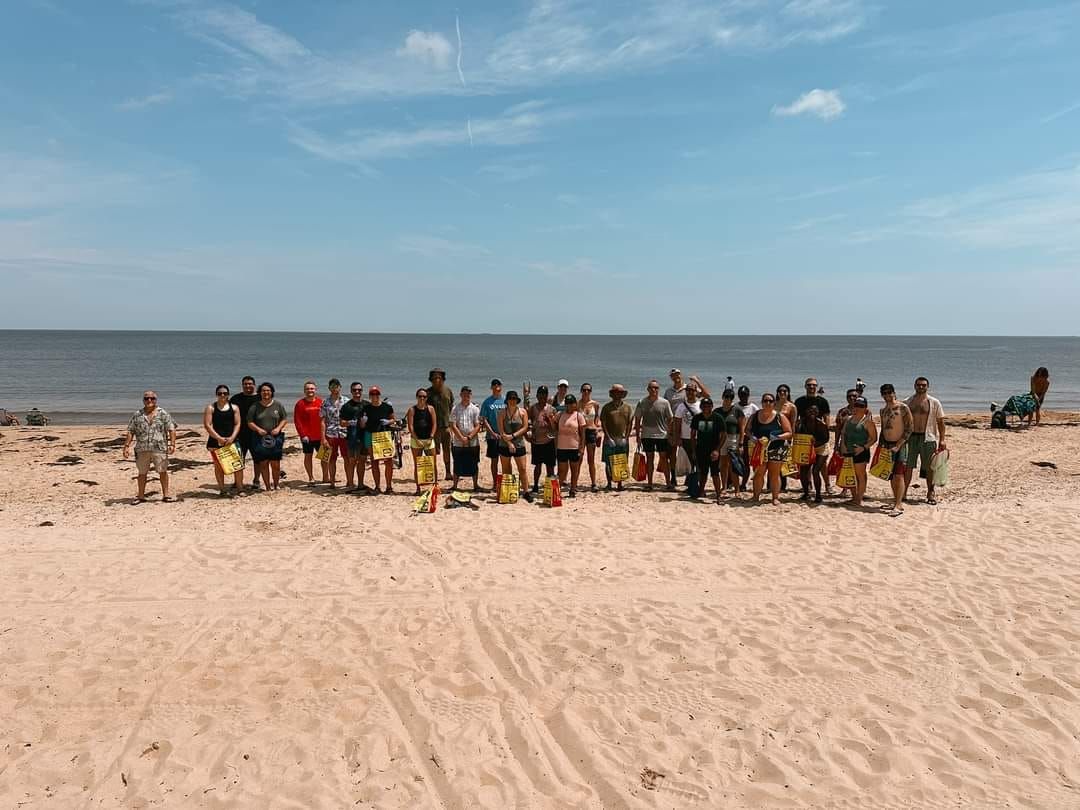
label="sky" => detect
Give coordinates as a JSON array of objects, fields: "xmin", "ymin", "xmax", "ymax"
[{"xmin": 1, "ymin": 0, "xmax": 1079, "ymax": 334}]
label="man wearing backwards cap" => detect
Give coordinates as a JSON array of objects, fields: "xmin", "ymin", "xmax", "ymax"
[
  {"xmin": 479, "ymin": 379, "xmax": 506, "ymax": 489},
  {"xmin": 600, "ymin": 384, "xmax": 633, "ymax": 491},
  {"xmin": 553, "ymin": 379, "xmax": 570, "ymax": 413}
]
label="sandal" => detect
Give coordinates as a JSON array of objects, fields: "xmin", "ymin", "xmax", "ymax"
[
  {"xmin": 926, "ymin": 496, "xmax": 938, "ymax": 505},
  {"xmin": 162, "ymin": 496, "xmax": 175, "ymax": 503}
]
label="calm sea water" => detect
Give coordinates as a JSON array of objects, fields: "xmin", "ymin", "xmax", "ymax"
[{"xmin": 1, "ymin": 331, "xmax": 1076, "ymax": 424}]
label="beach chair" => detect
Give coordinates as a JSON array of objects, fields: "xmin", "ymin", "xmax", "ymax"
[{"xmin": 990, "ymin": 393, "xmax": 1037, "ymax": 428}]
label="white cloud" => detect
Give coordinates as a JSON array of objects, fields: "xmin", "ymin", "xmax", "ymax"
[
  {"xmin": 170, "ymin": 1, "xmax": 869, "ymax": 105},
  {"xmin": 397, "ymin": 30, "xmax": 453, "ymax": 69},
  {"xmin": 116, "ymin": 90, "xmax": 173, "ymax": 111},
  {"xmin": 288, "ymin": 100, "xmax": 575, "ymax": 163},
  {"xmin": 772, "ymin": 88, "xmax": 845, "ymax": 120},
  {"xmin": 182, "ymin": 5, "xmax": 309, "ymax": 65},
  {"xmin": 0, "ymin": 153, "xmax": 143, "ymax": 209}
]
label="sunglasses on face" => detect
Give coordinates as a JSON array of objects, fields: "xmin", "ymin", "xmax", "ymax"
[
  {"xmin": 144, "ymin": 396, "xmax": 157, "ymax": 401},
  {"xmin": 216, "ymin": 391, "xmax": 229, "ymax": 396},
  {"xmin": 417, "ymin": 394, "xmax": 428, "ymax": 398},
  {"xmin": 762, "ymin": 397, "xmax": 775, "ymax": 403}
]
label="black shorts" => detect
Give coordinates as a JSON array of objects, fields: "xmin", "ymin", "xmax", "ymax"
[
  {"xmin": 696, "ymin": 452, "xmax": 720, "ymax": 476},
  {"xmin": 300, "ymin": 438, "xmax": 321, "ymax": 455},
  {"xmin": 451, "ymin": 445, "xmax": 480, "ymax": 477},
  {"xmin": 485, "ymin": 438, "xmax": 501, "ymax": 459},
  {"xmin": 499, "ymin": 444, "xmax": 527, "ymax": 458},
  {"xmin": 237, "ymin": 433, "xmax": 253, "ymax": 459},
  {"xmin": 556, "ymin": 448, "xmax": 581, "ymax": 463},
  {"xmin": 585, "ymin": 428, "xmax": 599, "ymax": 445},
  {"xmin": 852, "ymin": 449, "xmax": 871, "ymax": 464},
  {"xmin": 532, "ymin": 442, "xmax": 556, "ymax": 466},
  {"xmin": 642, "ymin": 437, "xmax": 668, "ymax": 455}
]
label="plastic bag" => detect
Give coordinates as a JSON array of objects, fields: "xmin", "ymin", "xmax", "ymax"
[
  {"xmin": 869, "ymin": 445, "xmax": 895, "ymax": 480},
  {"xmin": 370, "ymin": 430, "xmax": 395, "ymax": 460},
  {"xmin": 212, "ymin": 442, "xmax": 244, "ymax": 474},
  {"xmin": 543, "ymin": 477, "xmax": 562, "ymax": 507},
  {"xmin": 496, "ymin": 473, "xmax": 519, "ymax": 504},
  {"xmin": 930, "ymin": 447, "xmax": 949, "ymax": 487},
  {"xmin": 790, "ymin": 433, "xmax": 816, "ymax": 466},
  {"xmin": 675, "ymin": 446, "xmax": 692, "ymax": 477},
  {"xmin": 416, "ymin": 454, "xmax": 436, "ymax": 485},
  {"xmin": 827, "ymin": 451, "xmax": 844, "ymax": 477},
  {"xmin": 632, "ymin": 449, "xmax": 648, "ymax": 481},
  {"xmin": 609, "ymin": 452, "xmax": 630, "ymax": 482},
  {"xmin": 837, "ymin": 456, "xmax": 857, "ymax": 488}
]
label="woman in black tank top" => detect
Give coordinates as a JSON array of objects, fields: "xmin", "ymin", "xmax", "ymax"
[
  {"xmin": 408, "ymin": 388, "xmax": 439, "ymax": 494},
  {"xmin": 203, "ymin": 385, "xmax": 245, "ymax": 495}
]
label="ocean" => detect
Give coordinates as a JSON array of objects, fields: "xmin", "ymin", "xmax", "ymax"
[{"xmin": 1, "ymin": 331, "xmax": 1076, "ymax": 425}]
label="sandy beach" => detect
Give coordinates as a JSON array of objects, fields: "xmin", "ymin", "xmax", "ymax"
[{"xmin": 2, "ymin": 414, "xmax": 1079, "ymax": 808}]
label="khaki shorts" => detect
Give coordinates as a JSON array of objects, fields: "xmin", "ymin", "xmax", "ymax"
[
  {"xmin": 136, "ymin": 450, "xmax": 168, "ymax": 475},
  {"xmin": 410, "ymin": 437, "xmax": 435, "ymax": 451}
]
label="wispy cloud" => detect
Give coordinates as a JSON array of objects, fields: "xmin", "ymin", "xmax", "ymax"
[
  {"xmin": 772, "ymin": 88, "xmax": 845, "ymax": 121},
  {"xmin": 116, "ymin": 90, "xmax": 173, "ymax": 111},
  {"xmin": 478, "ymin": 160, "xmax": 545, "ymax": 183},
  {"xmin": 1040, "ymin": 100, "xmax": 1080, "ymax": 125},
  {"xmin": 0, "ymin": 153, "xmax": 145, "ymax": 210},
  {"xmin": 780, "ymin": 175, "xmax": 882, "ymax": 201},
  {"xmin": 170, "ymin": 0, "xmax": 869, "ymax": 105},
  {"xmin": 181, "ymin": 5, "xmax": 309, "ymax": 66},
  {"xmin": 398, "ymin": 30, "xmax": 453, "ymax": 70},
  {"xmin": 790, "ymin": 213, "xmax": 845, "ymax": 231},
  {"xmin": 900, "ymin": 161, "xmax": 1080, "ymax": 252},
  {"xmin": 288, "ymin": 100, "xmax": 576, "ymax": 163}
]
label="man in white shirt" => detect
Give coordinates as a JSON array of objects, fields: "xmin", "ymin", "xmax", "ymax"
[{"xmin": 904, "ymin": 376, "xmax": 947, "ymax": 505}]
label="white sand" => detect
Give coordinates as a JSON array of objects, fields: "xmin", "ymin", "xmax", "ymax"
[{"xmin": 2, "ymin": 415, "xmax": 1079, "ymax": 808}]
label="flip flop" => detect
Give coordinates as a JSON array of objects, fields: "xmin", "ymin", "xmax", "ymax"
[
  {"xmin": 162, "ymin": 496, "xmax": 175, "ymax": 503},
  {"xmin": 926, "ymin": 497, "xmax": 938, "ymax": 505},
  {"xmin": 887, "ymin": 509, "xmax": 903, "ymax": 518}
]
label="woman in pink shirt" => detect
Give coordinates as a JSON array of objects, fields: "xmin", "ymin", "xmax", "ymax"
[{"xmin": 556, "ymin": 395, "xmax": 587, "ymax": 497}]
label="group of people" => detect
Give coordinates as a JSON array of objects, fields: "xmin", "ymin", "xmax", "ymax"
[{"xmin": 118, "ymin": 368, "xmax": 954, "ymax": 516}]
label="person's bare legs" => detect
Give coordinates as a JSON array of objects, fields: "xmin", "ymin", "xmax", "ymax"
[
  {"xmin": 269, "ymin": 460, "xmax": 281, "ymax": 490},
  {"xmin": 343, "ymin": 453, "xmax": 356, "ymax": 489},
  {"xmin": 645, "ymin": 451, "xmax": 656, "ymax": 490},
  {"xmin": 158, "ymin": 471, "xmax": 170, "ymax": 500},
  {"xmin": 767, "ymin": 462, "xmax": 781, "ymax": 504},
  {"xmin": 411, "ymin": 447, "xmax": 422, "ymax": 494},
  {"xmin": 136, "ymin": 473, "xmax": 148, "ymax": 500},
  {"xmin": 232, "ymin": 469, "xmax": 244, "ymax": 493},
  {"xmin": 752, "ymin": 465, "xmax": 766, "ymax": 501},
  {"xmin": 212, "ymin": 456, "xmax": 226, "ymax": 494},
  {"xmin": 852, "ymin": 464, "xmax": 867, "ymax": 506},
  {"xmin": 569, "ymin": 459, "xmax": 581, "ymax": 495},
  {"xmin": 356, "ymin": 451, "xmax": 369, "ymax": 491},
  {"xmin": 383, "ymin": 460, "xmax": 395, "ymax": 494},
  {"xmin": 890, "ymin": 473, "xmax": 905, "ymax": 514},
  {"xmin": 513, "ymin": 454, "xmax": 530, "ymax": 494},
  {"xmin": 585, "ymin": 443, "xmax": 597, "ymax": 489},
  {"xmin": 557, "ymin": 459, "xmax": 569, "ymax": 488},
  {"xmin": 303, "ymin": 452, "xmax": 315, "ymax": 483}
]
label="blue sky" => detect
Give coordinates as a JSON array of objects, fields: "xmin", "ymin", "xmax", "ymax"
[{"xmin": 2, "ymin": 0, "xmax": 1078, "ymax": 333}]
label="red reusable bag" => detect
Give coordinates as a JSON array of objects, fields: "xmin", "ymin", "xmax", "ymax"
[{"xmin": 827, "ymin": 451, "xmax": 844, "ymax": 477}]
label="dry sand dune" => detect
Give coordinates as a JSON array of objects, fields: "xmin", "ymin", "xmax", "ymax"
[{"xmin": 2, "ymin": 415, "xmax": 1079, "ymax": 808}]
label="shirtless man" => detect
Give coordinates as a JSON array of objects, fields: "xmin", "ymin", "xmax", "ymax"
[
  {"xmin": 879, "ymin": 383, "xmax": 913, "ymax": 517},
  {"xmin": 904, "ymin": 377, "xmax": 946, "ymax": 505}
]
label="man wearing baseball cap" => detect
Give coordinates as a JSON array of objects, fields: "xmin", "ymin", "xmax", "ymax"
[
  {"xmin": 479, "ymin": 379, "xmax": 506, "ymax": 488},
  {"xmin": 553, "ymin": 379, "xmax": 570, "ymax": 413},
  {"xmin": 601, "ymin": 384, "xmax": 633, "ymax": 490}
]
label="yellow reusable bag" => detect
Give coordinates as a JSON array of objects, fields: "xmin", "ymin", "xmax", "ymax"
[
  {"xmin": 790, "ymin": 433, "xmax": 815, "ymax": 466},
  {"xmin": 212, "ymin": 442, "xmax": 244, "ymax": 474},
  {"xmin": 315, "ymin": 442, "xmax": 332, "ymax": 462},
  {"xmin": 837, "ymin": 456, "xmax": 857, "ymax": 488},
  {"xmin": 370, "ymin": 430, "xmax": 395, "ymax": 460},
  {"xmin": 609, "ymin": 452, "xmax": 630, "ymax": 482},
  {"xmin": 870, "ymin": 446, "xmax": 895, "ymax": 481},
  {"xmin": 416, "ymin": 454, "xmax": 436, "ymax": 485},
  {"xmin": 497, "ymin": 473, "xmax": 519, "ymax": 504},
  {"xmin": 543, "ymin": 476, "xmax": 563, "ymax": 507}
]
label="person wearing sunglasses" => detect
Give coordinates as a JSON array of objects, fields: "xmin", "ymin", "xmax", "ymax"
[
  {"xmin": 319, "ymin": 379, "xmax": 346, "ymax": 488},
  {"xmin": 748, "ymin": 393, "xmax": 793, "ymax": 504},
  {"xmin": 407, "ymin": 387, "xmax": 438, "ymax": 495},
  {"xmin": 879, "ymin": 383, "xmax": 914, "ymax": 517},
  {"xmin": 833, "ymin": 388, "xmax": 860, "ymax": 495},
  {"xmin": 338, "ymin": 382, "xmax": 369, "ymax": 492},
  {"xmin": 204, "ymin": 385, "xmax": 244, "ymax": 496},
  {"xmin": 579, "ymin": 383, "xmax": 602, "ymax": 492},
  {"xmin": 247, "ymin": 382, "xmax": 288, "ymax": 491},
  {"xmin": 364, "ymin": 386, "xmax": 396, "ymax": 495},
  {"xmin": 633, "ymin": 379, "xmax": 675, "ymax": 491},
  {"xmin": 736, "ymin": 385, "xmax": 757, "ymax": 493},
  {"xmin": 497, "ymin": 390, "xmax": 534, "ymax": 501},
  {"xmin": 839, "ymin": 396, "xmax": 878, "ymax": 507},
  {"xmin": 774, "ymin": 384, "xmax": 798, "ymax": 492},
  {"xmin": 123, "ymin": 390, "xmax": 177, "ymax": 503}
]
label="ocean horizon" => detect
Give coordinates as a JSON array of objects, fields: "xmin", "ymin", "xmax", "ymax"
[{"xmin": 2, "ymin": 330, "xmax": 1077, "ymax": 424}]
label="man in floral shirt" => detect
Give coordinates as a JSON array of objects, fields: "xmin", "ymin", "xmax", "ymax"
[{"xmin": 123, "ymin": 390, "xmax": 177, "ymax": 503}]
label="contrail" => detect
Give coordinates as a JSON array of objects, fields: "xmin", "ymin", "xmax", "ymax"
[
  {"xmin": 455, "ymin": 14, "xmax": 466, "ymax": 87},
  {"xmin": 467, "ymin": 118, "xmax": 474, "ymax": 146}
]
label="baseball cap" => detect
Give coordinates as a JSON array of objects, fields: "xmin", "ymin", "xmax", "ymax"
[
  {"xmin": 428, "ymin": 367, "xmax": 446, "ymax": 380},
  {"xmin": 369, "ymin": 385, "xmax": 382, "ymax": 395},
  {"xmin": 490, "ymin": 378, "xmax": 502, "ymax": 387},
  {"xmin": 669, "ymin": 368, "xmax": 681, "ymax": 376},
  {"xmin": 722, "ymin": 389, "xmax": 735, "ymax": 399},
  {"xmin": 460, "ymin": 385, "xmax": 472, "ymax": 393},
  {"xmin": 853, "ymin": 396, "xmax": 868, "ymax": 407},
  {"xmin": 557, "ymin": 379, "xmax": 569, "ymax": 387}
]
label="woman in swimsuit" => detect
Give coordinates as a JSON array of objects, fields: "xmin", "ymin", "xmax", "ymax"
[
  {"xmin": 839, "ymin": 396, "xmax": 878, "ymax": 507},
  {"xmin": 579, "ymin": 383, "xmax": 602, "ymax": 492},
  {"xmin": 1029, "ymin": 367, "xmax": 1050, "ymax": 426},
  {"xmin": 203, "ymin": 384, "xmax": 244, "ymax": 496},
  {"xmin": 497, "ymin": 391, "xmax": 534, "ymax": 502},
  {"xmin": 407, "ymin": 388, "xmax": 438, "ymax": 494},
  {"xmin": 749, "ymin": 393, "xmax": 793, "ymax": 505}
]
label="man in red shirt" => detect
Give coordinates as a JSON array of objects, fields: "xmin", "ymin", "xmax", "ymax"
[{"xmin": 293, "ymin": 380, "xmax": 324, "ymax": 484}]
